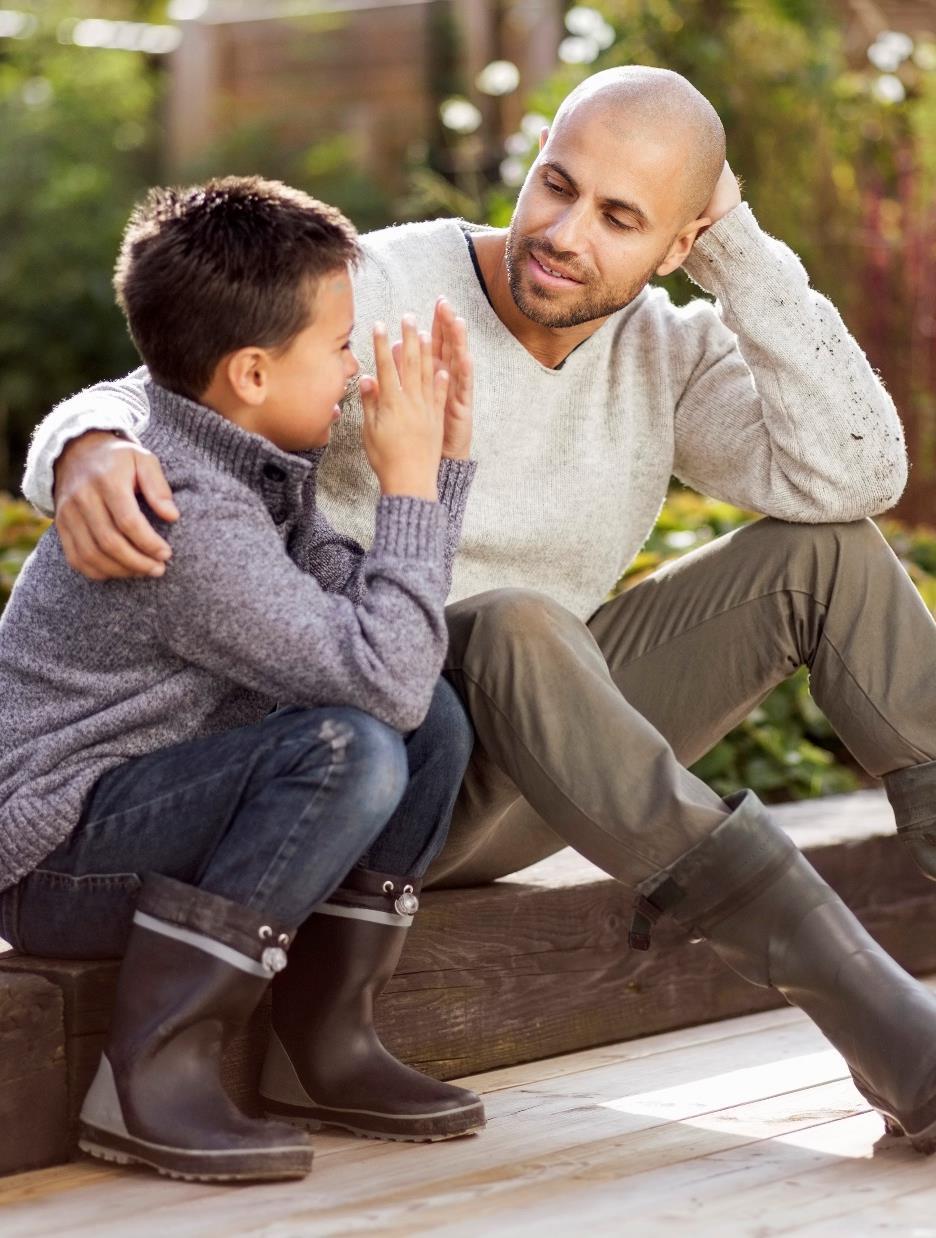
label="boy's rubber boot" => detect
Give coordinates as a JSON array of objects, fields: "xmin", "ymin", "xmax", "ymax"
[
  {"xmin": 629, "ymin": 790, "xmax": 936, "ymax": 1155},
  {"xmin": 884, "ymin": 758, "xmax": 936, "ymax": 881},
  {"xmin": 260, "ymin": 868, "xmax": 486, "ymax": 1141},
  {"xmin": 78, "ymin": 873, "xmax": 313, "ymax": 1182}
]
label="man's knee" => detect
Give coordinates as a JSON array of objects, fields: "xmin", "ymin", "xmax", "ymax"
[
  {"xmin": 446, "ymin": 587, "xmax": 579, "ymax": 665},
  {"xmin": 752, "ymin": 516, "xmax": 882, "ymax": 556}
]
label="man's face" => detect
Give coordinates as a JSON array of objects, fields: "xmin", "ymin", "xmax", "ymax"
[{"xmin": 506, "ymin": 106, "xmax": 692, "ymax": 328}]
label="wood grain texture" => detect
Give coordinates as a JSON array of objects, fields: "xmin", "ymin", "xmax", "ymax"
[
  {"xmin": 0, "ymin": 972, "xmax": 68, "ymax": 1175},
  {"xmin": 1, "ymin": 790, "xmax": 934, "ymax": 1178}
]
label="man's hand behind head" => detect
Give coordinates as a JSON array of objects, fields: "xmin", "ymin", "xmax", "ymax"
[{"xmin": 53, "ymin": 431, "xmax": 179, "ymax": 580}]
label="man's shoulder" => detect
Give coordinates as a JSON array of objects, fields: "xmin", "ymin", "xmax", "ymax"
[{"xmin": 356, "ymin": 217, "xmax": 474, "ymax": 284}]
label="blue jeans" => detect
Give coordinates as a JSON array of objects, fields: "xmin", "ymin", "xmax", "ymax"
[{"xmin": 0, "ymin": 677, "xmax": 473, "ymax": 959}]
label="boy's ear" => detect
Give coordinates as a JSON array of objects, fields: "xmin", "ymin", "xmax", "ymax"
[{"xmin": 224, "ymin": 348, "xmax": 269, "ymax": 406}]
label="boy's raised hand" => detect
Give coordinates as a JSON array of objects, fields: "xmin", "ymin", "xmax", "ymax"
[
  {"xmin": 359, "ymin": 315, "xmax": 449, "ymax": 502},
  {"xmin": 430, "ymin": 297, "xmax": 473, "ymax": 460}
]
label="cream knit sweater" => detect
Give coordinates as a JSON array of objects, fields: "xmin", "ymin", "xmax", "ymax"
[{"xmin": 23, "ymin": 203, "xmax": 907, "ymax": 622}]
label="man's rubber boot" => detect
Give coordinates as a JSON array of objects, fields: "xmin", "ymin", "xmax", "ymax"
[
  {"xmin": 78, "ymin": 873, "xmax": 313, "ymax": 1182},
  {"xmin": 260, "ymin": 868, "xmax": 485, "ymax": 1141},
  {"xmin": 629, "ymin": 790, "xmax": 936, "ymax": 1154},
  {"xmin": 884, "ymin": 758, "xmax": 936, "ymax": 882}
]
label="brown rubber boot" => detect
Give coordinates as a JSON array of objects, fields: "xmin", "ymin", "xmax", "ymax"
[
  {"xmin": 884, "ymin": 758, "xmax": 936, "ymax": 882},
  {"xmin": 629, "ymin": 790, "xmax": 936, "ymax": 1154},
  {"xmin": 78, "ymin": 874, "xmax": 313, "ymax": 1182},
  {"xmin": 260, "ymin": 868, "xmax": 485, "ymax": 1141}
]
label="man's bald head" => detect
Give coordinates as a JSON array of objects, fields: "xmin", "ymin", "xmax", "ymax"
[{"xmin": 550, "ymin": 66, "xmax": 726, "ymax": 223}]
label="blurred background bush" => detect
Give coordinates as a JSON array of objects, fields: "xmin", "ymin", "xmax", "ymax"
[{"xmin": 2, "ymin": 0, "xmax": 934, "ymax": 802}]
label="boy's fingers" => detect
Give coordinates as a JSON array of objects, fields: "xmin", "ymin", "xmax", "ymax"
[
  {"xmin": 434, "ymin": 368, "xmax": 450, "ymax": 416},
  {"xmin": 400, "ymin": 314, "xmax": 421, "ymax": 392},
  {"xmin": 372, "ymin": 323, "xmax": 398, "ymax": 395},
  {"xmin": 419, "ymin": 331, "xmax": 434, "ymax": 403},
  {"xmin": 391, "ymin": 340, "xmax": 404, "ymax": 384},
  {"xmin": 359, "ymin": 374, "xmax": 379, "ymax": 421},
  {"xmin": 431, "ymin": 297, "xmax": 445, "ymax": 364}
]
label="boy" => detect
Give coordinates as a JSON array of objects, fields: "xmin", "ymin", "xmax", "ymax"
[{"xmin": 0, "ymin": 176, "xmax": 482, "ymax": 1181}]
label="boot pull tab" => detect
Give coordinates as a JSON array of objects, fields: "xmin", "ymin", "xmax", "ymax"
[
  {"xmin": 259, "ymin": 925, "xmax": 290, "ymax": 974},
  {"xmin": 382, "ymin": 880, "xmax": 420, "ymax": 917},
  {"xmin": 627, "ymin": 877, "xmax": 685, "ymax": 951}
]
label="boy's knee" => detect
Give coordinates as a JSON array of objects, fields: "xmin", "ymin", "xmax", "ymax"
[{"xmin": 336, "ymin": 709, "xmax": 409, "ymax": 821}]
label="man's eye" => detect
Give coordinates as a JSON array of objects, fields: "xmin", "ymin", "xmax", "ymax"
[
  {"xmin": 606, "ymin": 216, "xmax": 634, "ymax": 232},
  {"xmin": 544, "ymin": 180, "xmax": 568, "ymax": 195}
]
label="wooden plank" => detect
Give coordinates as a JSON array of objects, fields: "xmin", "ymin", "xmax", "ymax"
[
  {"xmin": 3, "ymin": 985, "xmax": 936, "ymax": 1237},
  {"xmin": 2, "ymin": 790, "xmax": 934, "ymax": 1178},
  {"xmin": 0, "ymin": 973, "xmax": 68, "ymax": 1176}
]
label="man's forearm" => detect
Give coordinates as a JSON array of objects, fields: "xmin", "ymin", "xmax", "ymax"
[
  {"xmin": 22, "ymin": 367, "xmax": 151, "ymax": 515},
  {"xmin": 675, "ymin": 203, "xmax": 907, "ymax": 521}
]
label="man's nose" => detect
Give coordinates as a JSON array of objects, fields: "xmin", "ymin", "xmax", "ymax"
[{"xmin": 544, "ymin": 202, "xmax": 589, "ymax": 257}]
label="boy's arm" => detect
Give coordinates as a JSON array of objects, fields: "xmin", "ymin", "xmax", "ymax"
[
  {"xmin": 296, "ymin": 448, "xmax": 476, "ymax": 601},
  {"xmin": 672, "ymin": 202, "xmax": 907, "ymax": 521},
  {"xmin": 22, "ymin": 367, "xmax": 151, "ymax": 516},
  {"xmin": 158, "ymin": 494, "xmax": 451, "ymax": 734}
]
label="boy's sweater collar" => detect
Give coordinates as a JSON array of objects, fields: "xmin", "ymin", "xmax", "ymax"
[{"xmin": 143, "ymin": 380, "xmax": 324, "ymax": 501}]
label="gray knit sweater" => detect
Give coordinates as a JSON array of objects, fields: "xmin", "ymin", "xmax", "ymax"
[{"xmin": 0, "ymin": 383, "xmax": 476, "ymax": 890}]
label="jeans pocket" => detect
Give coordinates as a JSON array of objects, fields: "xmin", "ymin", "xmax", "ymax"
[{"xmin": 14, "ymin": 869, "xmax": 143, "ymax": 959}]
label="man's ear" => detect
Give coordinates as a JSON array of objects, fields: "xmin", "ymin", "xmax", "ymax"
[
  {"xmin": 538, "ymin": 125, "xmax": 550, "ymax": 152},
  {"xmin": 655, "ymin": 216, "xmax": 712, "ymax": 277},
  {"xmin": 224, "ymin": 348, "xmax": 269, "ymax": 406}
]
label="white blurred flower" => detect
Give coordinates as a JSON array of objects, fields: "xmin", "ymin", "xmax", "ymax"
[
  {"xmin": 565, "ymin": 6, "xmax": 603, "ymax": 37},
  {"xmin": 168, "ymin": 0, "xmax": 208, "ymax": 19},
  {"xmin": 520, "ymin": 112, "xmax": 550, "ymax": 140},
  {"xmin": 499, "ymin": 156, "xmax": 527, "ymax": 187},
  {"xmin": 476, "ymin": 60, "xmax": 520, "ymax": 96},
  {"xmin": 440, "ymin": 97, "xmax": 482, "ymax": 134},
  {"xmin": 505, "ymin": 132, "xmax": 530, "ymax": 156},
  {"xmin": 22, "ymin": 76, "xmax": 53, "ymax": 106},
  {"xmin": 872, "ymin": 73, "xmax": 906, "ymax": 104},
  {"xmin": 559, "ymin": 35, "xmax": 600, "ymax": 65},
  {"xmin": 0, "ymin": 10, "xmax": 38, "ymax": 38},
  {"xmin": 868, "ymin": 31, "xmax": 914, "ymax": 72}
]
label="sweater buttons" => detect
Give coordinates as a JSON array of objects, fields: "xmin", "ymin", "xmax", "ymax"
[{"xmin": 262, "ymin": 463, "xmax": 287, "ymax": 483}]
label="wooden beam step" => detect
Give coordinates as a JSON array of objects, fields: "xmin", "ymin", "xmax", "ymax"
[{"xmin": 1, "ymin": 789, "xmax": 934, "ymax": 1178}]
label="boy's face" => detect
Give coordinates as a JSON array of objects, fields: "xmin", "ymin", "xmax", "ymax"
[{"xmin": 253, "ymin": 267, "xmax": 358, "ymax": 452}]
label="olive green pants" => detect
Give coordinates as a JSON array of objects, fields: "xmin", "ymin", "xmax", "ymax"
[{"xmin": 428, "ymin": 517, "xmax": 936, "ymax": 889}]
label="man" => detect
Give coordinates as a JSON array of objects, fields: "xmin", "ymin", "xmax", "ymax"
[{"xmin": 21, "ymin": 67, "xmax": 936, "ymax": 1151}]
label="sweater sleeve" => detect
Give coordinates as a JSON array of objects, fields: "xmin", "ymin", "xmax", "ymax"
[
  {"xmin": 156, "ymin": 492, "xmax": 450, "ymax": 733},
  {"xmin": 22, "ymin": 367, "xmax": 151, "ymax": 517},
  {"xmin": 672, "ymin": 203, "xmax": 907, "ymax": 522},
  {"xmin": 294, "ymin": 451, "xmax": 477, "ymax": 602}
]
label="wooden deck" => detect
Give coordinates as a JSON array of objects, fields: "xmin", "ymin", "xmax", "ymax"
[{"xmin": 4, "ymin": 981, "xmax": 936, "ymax": 1236}]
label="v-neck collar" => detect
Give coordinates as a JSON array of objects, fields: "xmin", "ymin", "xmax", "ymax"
[{"xmin": 456, "ymin": 221, "xmax": 644, "ymax": 375}]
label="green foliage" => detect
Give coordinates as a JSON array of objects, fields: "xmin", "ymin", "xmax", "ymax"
[
  {"xmin": 0, "ymin": 1, "xmax": 164, "ymax": 493},
  {"xmin": 0, "ymin": 493, "xmax": 49, "ymax": 611},
  {"xmin": 609, "ymin": 489, "xmax": 936, "ymax": 802}
]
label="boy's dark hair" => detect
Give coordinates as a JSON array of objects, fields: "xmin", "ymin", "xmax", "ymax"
[{"xmin": 114, "ymin": 176, "xmax": 361, "ymax": 399}]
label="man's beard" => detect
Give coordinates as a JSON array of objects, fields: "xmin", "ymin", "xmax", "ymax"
[{"xmin": 505, "ymin": 227, "xmax": 660, "ymax": 329}]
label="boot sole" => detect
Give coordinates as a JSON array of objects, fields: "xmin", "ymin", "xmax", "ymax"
[
  {"xmin": 261, "ymin": 1099, "xmax": 486, "ymax": 1143},
  {"xmin": 78, "ymin": 1123, "xmax": 313, "ymax": 1182},
  {"xmin": 850, "ymin": 1073, "xmax": 936, "ymax": 1155}
]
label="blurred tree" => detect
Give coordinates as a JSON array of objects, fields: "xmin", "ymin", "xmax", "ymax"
[{"xmin": 0, "ymin": 1, "xmax": 165, "ymax": 494}]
